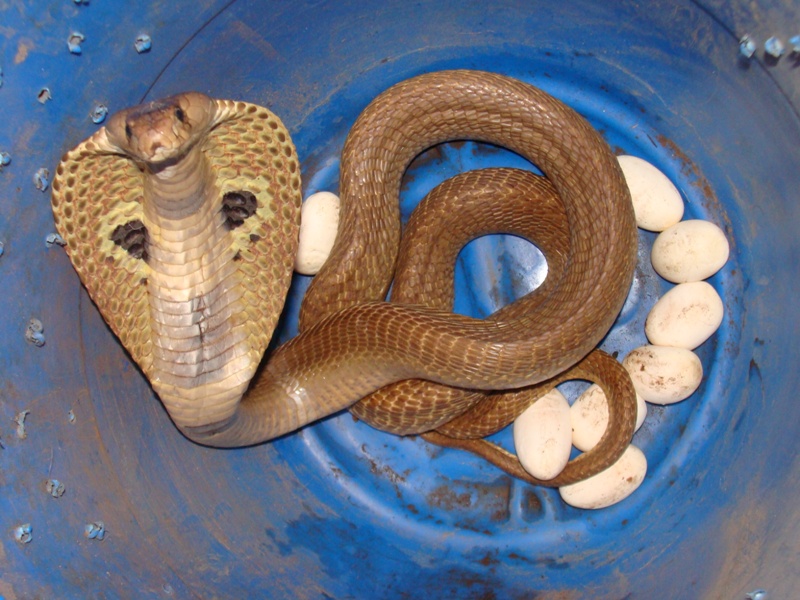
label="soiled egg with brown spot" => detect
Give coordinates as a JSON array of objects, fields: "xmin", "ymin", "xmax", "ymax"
[
  {"xmin": 651, "ymin": 219, "xmax": 729, "ymax": 283},
  {"xmin": 559, "ymin": 445, "xmax": 647, "ymax": 509},
  {"xmin": 571, "ymin": 384, "xmax": 647, "ymax": 452},
  {"xmin": 622, "ymin": 345, "xmax": 703, "ymax": 405}
]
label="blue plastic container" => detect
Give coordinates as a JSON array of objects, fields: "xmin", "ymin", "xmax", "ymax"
[{"xmin": 1, "ymin": 1, "xmax": 798, "ymax": 598}]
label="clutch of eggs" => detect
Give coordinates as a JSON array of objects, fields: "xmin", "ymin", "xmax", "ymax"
[{"xmin": 514, "ymin": 154, "xmax": 729, "ymax": 509}]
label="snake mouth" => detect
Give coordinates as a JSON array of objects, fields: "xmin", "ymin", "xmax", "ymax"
[{"xmin": 127, "ymin": 124, "xmax": 192, "ymax": 166}]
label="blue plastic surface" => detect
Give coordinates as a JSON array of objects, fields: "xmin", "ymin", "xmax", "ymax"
[{"xmin": 1, "ymin": 1, "xmax": 798, "ymax": 598}]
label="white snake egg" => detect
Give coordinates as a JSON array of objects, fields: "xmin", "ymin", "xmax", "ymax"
[
  {"xmin": 295, "ymin": 191, "xmax": 341, "ymax": 276},
  {"xmin": 559, "ymin": 444, "xmax": 647, "ymax": 509},
  {"xmin": 651, "ymin": 219, "xmax": 730, "ymax": 283},
  {"xmin": 622, "ymin": 345, "xmax": 703, "ymax": 405},
  {"xmin": 570, "ymin": 383, "xmax": 647, "ymax": 452},
  {"xmin": 617, "ymin": 154, "xmax": 684, "ymax": 232},
  {"xmin": 645, "ymin": 281, "xmax": 724, "ymax": 350},
  {"xmin": 513, "ymin": 388, "xmax": 572, "ymax": 480}
]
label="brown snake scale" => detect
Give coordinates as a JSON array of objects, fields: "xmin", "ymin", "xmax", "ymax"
[{"xmin": 51, "ymin": 70, "xmax": 638, "ymax": 486}]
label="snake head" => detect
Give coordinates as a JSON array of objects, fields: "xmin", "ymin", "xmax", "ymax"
[{"xmin": 105, "ymin": 92, "xmax": 217, "ymax": 166}]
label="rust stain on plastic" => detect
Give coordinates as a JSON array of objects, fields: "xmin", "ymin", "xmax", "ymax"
[
  {"xmin": 14, "ymin": 39, "xmax": 33, "ymax": 64},
  {"xmin": 655, "ymin": 134, "xmax": 735, "ymax": 248},
  {"xmin": 428, "ymin": 484, "xmax": 473, "ymax": 509},
  {"xmin": 0, "ymin": 580, "xmax": 19, "ymax": 600},
  {"xmin": 229, "ymin": 20, "xmax": 281, "ymax": 61},
  {"xmin": 427, "ymin": 479, "xmax": 512, "ymax": 526},
  {"xmin": 705, "ymin": 466, "xmax": 800, "ymax": 598}
]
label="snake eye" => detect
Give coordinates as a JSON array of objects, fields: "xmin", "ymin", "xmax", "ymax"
[
  {"xmin": 175, "ymin": 107, "xmax": 186, "ymax": 123},
  {"xmin": 125, "ymin": 123, "xmax": 133, "ymax": 140}
]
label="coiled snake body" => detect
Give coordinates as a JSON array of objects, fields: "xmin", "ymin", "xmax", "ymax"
[{"xmin": 51, "ymin": 70, "xmax": 638, "ymax": 485}]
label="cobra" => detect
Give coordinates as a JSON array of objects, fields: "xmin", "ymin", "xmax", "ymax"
[{"xmin": 51, "ymin": 70, "xmax": 638, "ymax": 486}]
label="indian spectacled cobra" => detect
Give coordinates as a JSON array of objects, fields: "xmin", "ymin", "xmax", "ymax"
[{"xmin": 50, "ymin": 70, "xmax": 639, "ymax": 486}]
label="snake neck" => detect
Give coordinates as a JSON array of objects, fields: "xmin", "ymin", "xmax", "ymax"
[
  {"xmin": 143, "ymin": 146, "xmax": 210, "ymax": 218},
  {"xmin": 140, "ymin": 146, "xmax": 256, "ymax": 428}
]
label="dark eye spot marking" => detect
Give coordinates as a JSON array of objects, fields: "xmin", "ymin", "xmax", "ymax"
[
  {"xmin": 125, "ymin": 123, "xmax": 133, "ymax": 140},
  {"xmin": 221, "ymin": 191, "xmax": 258, "ymax": 229},
  {"xmin": 175, "ymin": 107, "xmax": 186, "ymax": 123},
  {"xmin": 111, "ymin": 219, "xmax": 148, "ymax": 261}
]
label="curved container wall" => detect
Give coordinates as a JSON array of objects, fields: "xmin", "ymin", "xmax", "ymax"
[{"xmin": 0, "ymin": 1, "xmax": 798, "ymax": 598}]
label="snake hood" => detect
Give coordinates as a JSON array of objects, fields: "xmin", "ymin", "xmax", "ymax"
[
  {"xmin": 104, "ymin": 92, "xmax": 218, "ymax": 167},
  {"xmin": 51, "ymin": 90, "xmax": 303, "ymax": 430}
]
